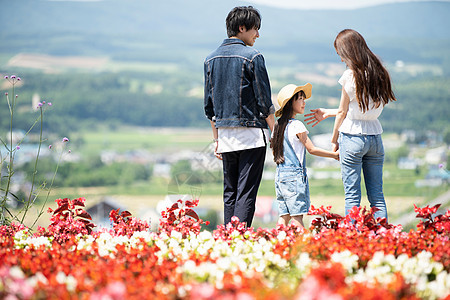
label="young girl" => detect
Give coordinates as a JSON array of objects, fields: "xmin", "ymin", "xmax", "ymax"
[
  {"xmin": 272, "ymin": 83, "xmax": 339, "ymax": 228},
  {"xmin": 304, "ymin": 29, "xmax": 396, "ymax": 221}
]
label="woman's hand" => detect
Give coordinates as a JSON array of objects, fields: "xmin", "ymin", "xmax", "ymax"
[
  {"xmin": 331, "ymin": 142, "xmax": 339, "ymax": 153},
  {"xmin": 304, "ymin": 108, "xmax": 329, "ymax": 127}
]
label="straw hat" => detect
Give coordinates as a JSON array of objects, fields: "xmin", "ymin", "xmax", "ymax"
[{"xmin": 275, "ymin": 83, "xmax": 312, "ymax": 117}]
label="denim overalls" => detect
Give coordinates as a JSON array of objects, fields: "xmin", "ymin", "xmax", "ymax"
[{"xmin": 275, "ymin": 122, "xmax": 310, "ymax": 216}]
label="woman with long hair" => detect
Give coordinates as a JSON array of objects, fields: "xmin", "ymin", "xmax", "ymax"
[{"xmin": 305, "ymin": 29, "xmax": 396, "ymax": 220}]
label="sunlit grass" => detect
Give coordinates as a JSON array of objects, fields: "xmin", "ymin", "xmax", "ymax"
[{"xmin": 71, "ymin": 126, "xmax": 212, "ymax": 156}]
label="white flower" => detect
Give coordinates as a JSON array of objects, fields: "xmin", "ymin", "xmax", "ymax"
[
  {"xmin": 198, "ymin": 230, "xmax": 212, "ymax": 241},
  {"xmin": 216, "ymin": 257, "xmax": 232, "ymax": 271},
  {"xmin": 27, "ymin": 272, "xmax": 48, "ymax": 287},
  {"xmin": 56, "ymin": 272, "xmax": 77, "ymax": 292},
  {"xmin": 9, "ymin": 266, "xmax": 25, "ymax": 279},
  {"xmin": 171, "ymin": 230, "xmax": 183, "ymax": 241},
  {"xmin": 277, "ymin": 231, "xmax": 287, "ymax": 242},
  {"xmin": 184, "ymin": 260, "xmax": 196, "ymax": 271},
  {"xmin": 230, "ymin": 230, "xmax": 241, "ymax": 239},
  {"xmin": 331, "ymin": 250, "xmax": 359, "ymax": 273},
  {"xmin": 65, "ymin": 275, "xmax": 77, "ymax": 292},
  {"xmin": 345, "ymin": 250, "xmax": 450, "ymax": 299}
]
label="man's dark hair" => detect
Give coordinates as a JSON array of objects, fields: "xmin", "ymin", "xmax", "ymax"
[{"xmin": 226, "ymin": 6, "xmax": 261, "ymax": 38}]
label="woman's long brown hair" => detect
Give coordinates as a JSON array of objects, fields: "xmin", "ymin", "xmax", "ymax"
[
  {"xmin": 272, "ymin": 91, "xmax": 304, "ymax": 165},
  {"xmin": 334, "ymin": 29, "xmax": 396, "ymax": 112}
]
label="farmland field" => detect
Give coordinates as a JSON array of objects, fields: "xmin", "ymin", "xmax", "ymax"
[
  {"xmin": 26, "ymin": 126, "xmax": 447, "ymax": 231},
  {"xmin": 71, "ymin": 126, "xmax": 213, "ymax": 156}
]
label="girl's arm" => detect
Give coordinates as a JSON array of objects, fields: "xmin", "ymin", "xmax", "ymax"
[
  {"xmin": 304, "ymin": 108, "xmax": 338, "ymax": 127},
  {"xmin": 331, "ymin": 89, "xmax": 350, "ymax": 151},
  {"xmin": 297, "ymin": 132, "xmax": 339, "ymax": 160}
]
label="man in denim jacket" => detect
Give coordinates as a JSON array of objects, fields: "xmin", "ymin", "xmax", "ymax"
[{"xmin": 204, "ymin": 6, "xmax": 275, "ymax": 227}]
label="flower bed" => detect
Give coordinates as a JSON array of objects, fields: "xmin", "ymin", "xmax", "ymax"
[{"xmin": 1, "ymin": 198, "xmax": 449, "ymax": 300}]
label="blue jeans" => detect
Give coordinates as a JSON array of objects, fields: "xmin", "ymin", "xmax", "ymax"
[{"xmin": 339, "ymin": 133, "xmax": 387, "ymax": 220}]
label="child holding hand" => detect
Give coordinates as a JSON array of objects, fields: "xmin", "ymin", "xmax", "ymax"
[{"xmin": 272, "ymin": 83, "xmax": 339, "ymax": 228}]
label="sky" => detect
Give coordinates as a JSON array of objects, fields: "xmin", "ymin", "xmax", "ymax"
[
  {"xmin": 47, "ymin": 0, "xmax": 450, "ymax": 9},
  {"xmin": 246, "ymin": 0, "xmax": 447, "ymax": 10}
]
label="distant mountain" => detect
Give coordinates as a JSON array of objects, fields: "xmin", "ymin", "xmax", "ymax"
[
  {"xmin": 0, "ymin": 0, "xmax": 449, "ymax": 134},
  {"xmin": 1, "ymin": 0, "xmax": 449, "ymax": 66}
]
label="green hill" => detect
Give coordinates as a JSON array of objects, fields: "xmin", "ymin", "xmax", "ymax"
[
  {"xmin": 0, "ymin": 0, "xmax": 449, "ymax": 135},
  {"xmin": 1, "ymin": 0, "xmax": 449, "ymax": 65}
]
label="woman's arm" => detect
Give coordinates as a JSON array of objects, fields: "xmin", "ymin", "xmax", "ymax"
[
  {"xmin": 304, "ymin": 108, "xmax": 338, "ymax": 127},
  {"xmin": 297, "ymin": 132, "xmax": 339, "ymax": 160},
  {"xmin": 331, "ymin": 89, "xmax": 350, "ymax": 151}
]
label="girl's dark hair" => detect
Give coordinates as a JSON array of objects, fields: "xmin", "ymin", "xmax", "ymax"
[
  {"xmin": 272, "ymin": 91, "xmax": 304, "ymax": 165},
  {"xmin": 226, "ymin": 6, "xmax": 261, "ymax": 38},
  {"xmin": 334, "ymin": 29, "xmax": 396, "ymax": 112}
]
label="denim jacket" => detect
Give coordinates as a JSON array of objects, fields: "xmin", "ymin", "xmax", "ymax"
[{"xmin": 204, "ymin": 38, "xmax": 274, "ymax": 128}]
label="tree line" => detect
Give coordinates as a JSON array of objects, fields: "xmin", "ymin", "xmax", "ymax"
[{"xmin": 1, "ymin": 71, "xmax": 449, "ymax": 137}]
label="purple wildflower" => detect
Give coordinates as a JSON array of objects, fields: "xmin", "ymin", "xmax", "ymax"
[
  {"xmin": 49, "ymin": 145, "xmax": 52, "ymax": 149},
  {"xmin": 439, "ymin": 164, "xmax": 444, "ymax": 169},
  {"xmin": 16, "ymin": 146, "xmax": 20, "ymax": 150},
  {"xmin": 43, "ymin": 101, "xmax": 46, "ymax": 104},
  {"xmin": 48, "ymin": 102, "xmax": 52, "ymax": 106},
  {"xmin": 68, "ymin": 150, "xmax": 71, "ymax": 153},
  {"xmin": 11, "ymin": 75, "xmax": 16, "ymax": 79},
  {"xmin": 17, "ymin": 77, "xmax": 21, "ymax": 81},
  {"xmin": 37, "ymin": 102, "xmax": 43, "ymax": 108},
  {"xmin": 4, "ymin": 76, "xmax": 8, "ymax": 79},
  {"xmin": 4, "ymin": 92, "xmax": 8, "ymax": 96},
  {"xmin": 62, "ymin": 137, "xmax": 69, "ymax": 142}
]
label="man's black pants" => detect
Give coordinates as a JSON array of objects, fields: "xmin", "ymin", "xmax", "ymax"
[{"xmin": 221, "ymin": 146, "xmax": 266, "ymax": 227}]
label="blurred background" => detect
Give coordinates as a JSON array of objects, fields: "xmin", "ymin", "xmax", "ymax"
[{"xmin": 1, "ymin": 0, "xmax": 449, "ymax": 230}]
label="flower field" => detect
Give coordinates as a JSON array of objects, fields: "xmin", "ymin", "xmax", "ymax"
[{"xmin": 1, "ymin": 198, "xmax": 449, "ymax": 300}]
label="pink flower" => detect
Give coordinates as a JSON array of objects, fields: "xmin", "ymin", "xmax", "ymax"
[
  {"xmin": 189, "ymin": 283, "xmax": 216, "ymax": 298},
  {"xmin": 107, "ymin": 282, "xmax": 126, "ymax": 298}
]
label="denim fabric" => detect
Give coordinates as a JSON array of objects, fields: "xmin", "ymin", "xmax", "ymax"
[
  {"xmin": 204, "ymin": 38, "xmax": 274, "ymax": 128},
  {"xmin": 339, "ymin": 133, "xmax": 387, "ymax": 220},
  {"xmin": 275, "ymin": 126, "xmax": 310, "ymax": 216}
]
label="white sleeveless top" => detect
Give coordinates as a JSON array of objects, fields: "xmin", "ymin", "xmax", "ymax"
[{"xmin": 338, "ymin": 69, "xmax": 384, "ymax": 135}]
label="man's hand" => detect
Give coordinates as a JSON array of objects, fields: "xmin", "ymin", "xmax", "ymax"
[{"xmin": 214, "ymin": 140, "xmax": 222, "ymax": 160}]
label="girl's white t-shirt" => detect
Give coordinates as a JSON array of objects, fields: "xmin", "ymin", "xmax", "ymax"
[
  {"xmin": 338, "ymin": 69, "xmax": 384, "ymax": 135},
  {"xmin": 286, "ymin": 119, "xmax": 308, "ymax": 164}
]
